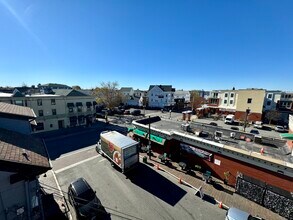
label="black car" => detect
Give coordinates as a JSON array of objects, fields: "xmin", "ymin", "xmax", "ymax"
[
  {"xmin": 68, "ymin": 178, "xmax": 101, "ymax": 219},
  {"xmin": 230, "ymin": 126, "xmax": 239, "ymax": 131},
  {"xmin": 250, "ymin": 129, "xmax": 260, "ymax": 135},
  {"xmin": 130, "ymin": 109, "xmax": 141, "ymax": 116},
  {"xmin": 209, "ymin": 122, "xmax": 218, "ymax": 126}
]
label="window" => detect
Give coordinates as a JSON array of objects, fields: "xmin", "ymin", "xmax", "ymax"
[
  {"xmin": 51, "ymin": 99, "xmax": 56, "ymax": 105},
  {"xmin": 230, "ymin": 93, "xmax": 234, "ymax": 98},
  {"xmin": 224, "ymin": 100, "xmax": 227, "ymax": 104},
  {"xmin": 37, "ymin": 99, "xmax": 42, "ymax": 106},
  {"xmin": 281, "ymin": 94, "xmax": 284, "ymax": 98},
  {"xmin": 38, "ymin": 110, "xmax": 43, "ymax": 116},
  {"xmin": 268, "ymin": 94, "xmax": 272, "ymax": 99},
  {"xmin": 247, "ymin": 98, "xmax": 252, "ymax": 104},
  {"xmin": 52, "ymin": 109, "xmax": 57, "ymax": 115},
  {"xmin": 25, "ymin": 100, "xmax": 27, "ymax": 106},
  {"xmin": 68, "ymin": 107, "xmax": 73, "ymax": 113},
  {"xmin": 36, "ymin": 122, "xmax": 44, "ymax": 131},
  {"xmin": 230, "ymin": 100, "xmax": 233, "ymax": 104},
  {"xmin": 15, "ymin": 100, "xmax": 23, "ymax": 106},
  {"xmin": 50, "ymin": 124, "xmax": 53, "ymax": 128},
  {"xmin": 267, "ymin": 101, "xmax": 271, "ymax": 106},
  {"xmin": 77, "ymin": 106, "xmax": 82, "ymax": 112},
  {"xmin": 225, "ymin": 93, "xmax": 228, "ymax": 97}
]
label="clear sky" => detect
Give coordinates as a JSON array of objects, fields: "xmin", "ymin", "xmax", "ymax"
[{"xmin": 0, "ymin": 0, "xmax": 292, "ymax": 91}]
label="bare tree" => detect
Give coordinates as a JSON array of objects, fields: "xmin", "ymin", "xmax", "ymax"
[
  {"xmin": 93, "ymin": 81, "xmax": 122, "ymax": 109},
  {"xmin": 190, "ymin": 90, "xmax": 205, "ymax": 110},
  {"xmin": 265, "ymin": 110, "xmax": 280, "ymax": 124}
]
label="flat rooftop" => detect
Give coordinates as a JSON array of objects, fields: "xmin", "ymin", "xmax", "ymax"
[{"xmin": 136, "ymin": 117, "xmax": 293, "ymax": 163}]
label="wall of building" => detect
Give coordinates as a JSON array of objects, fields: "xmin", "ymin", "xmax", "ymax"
[
  {"xmin": 235, "ymin": 111, "xmax": 262, "ymax": 122},
  {"xmin": 0, "ymin": 118, "xmax": 32, "ymax": 134},
  {"xmin": 0, "ymin": 171, "xmax": 38, "ymax": 220},
  {"xmin": 235, "ymin": 90, "xmax": 265, "ymax": 114},
  {"xmin": 148, "ymin": 86, "xmax": 174, "ymax": 108}
]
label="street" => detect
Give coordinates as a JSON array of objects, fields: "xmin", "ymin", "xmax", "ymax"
[
  {"xmin": 51, "ymin": 147, "xmax": 226, "ymax": 220},
  {"xmin": 42, "ymin": 119, "xmax": 227, "ymax": 220}
]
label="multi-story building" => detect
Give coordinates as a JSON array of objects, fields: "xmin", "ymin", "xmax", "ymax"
[
  {"xmin": 217, "ymin": 90, "xmax": 237, "ymax": 114},
  {"xmin": 147, "ymin": 85, "xmax": 175, "ymax": 108},
  {"xmin": 207, "ymin": 90, "xmax": 220, "ymax": 107},
  {"xmin": 174, "ymin": 90, "xmax": 191, "ymax": 103},
  {"xmin": 235, "ymin": 89, "xmax": 265, "ymax": 122},
  {"xmin": 263, "ymin": 90, "xmax": 282, "ymax": 111},
  {"xmin": 0, "ymin": 102, "xmax": 51, "ymax": 219},
  {"xmin": 278, "ymin": 92, "xmax": 293, "ymax": 110},
  {"xmin": 0, "ymin": 89, "xmax": 96, "ymax": 133}
]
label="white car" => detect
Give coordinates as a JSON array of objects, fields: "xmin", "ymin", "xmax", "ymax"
[{"xmin": 275, "ymin": 126, "xmax": 285, "ymax": 132}]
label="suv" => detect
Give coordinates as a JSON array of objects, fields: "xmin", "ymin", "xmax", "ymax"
[{"xmin": 68, "ymin": 178, "xmax": 101, "ymax": 219}]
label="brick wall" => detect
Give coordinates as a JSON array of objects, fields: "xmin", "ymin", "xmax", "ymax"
[
  {"xmin": 201, "ymin": 153, "xmax": 293, "ymax": 192},
  {"xmin": 235, "ymin": 111, "xmax": 262, "ymax": 122}
]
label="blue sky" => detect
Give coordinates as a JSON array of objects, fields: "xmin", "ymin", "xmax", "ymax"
[{"xmin": 0, "ymin": 0, "xmax": 292, "ymax": 91}]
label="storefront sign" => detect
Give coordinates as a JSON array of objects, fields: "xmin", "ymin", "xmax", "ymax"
[{"xmin": 214, "ymin": 159, "xmax": 221, "ymax": 166}]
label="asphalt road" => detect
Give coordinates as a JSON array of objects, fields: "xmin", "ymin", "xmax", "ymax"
[{"xmin": 53, "ymin": 148, "xmax": 226, "ymax": 220}]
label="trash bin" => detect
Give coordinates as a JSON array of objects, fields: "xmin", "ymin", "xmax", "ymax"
[{"xmin": 143, "ymin": 156, "xmax": 147, "ymax": 163}]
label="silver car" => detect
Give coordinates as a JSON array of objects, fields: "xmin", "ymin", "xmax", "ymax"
[{"xmin": 225, "ymin": 207, "xmax": 262, "ymax": 220}]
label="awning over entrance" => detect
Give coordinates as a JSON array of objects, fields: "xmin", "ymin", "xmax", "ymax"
[
  {"xmin": 280, "ymin": 133, "xmax": 293, "ymax": 140},
  {"xmin": 133, "ymin": 129, "xmax": 147, "ymax": 138},
  {"xmin": 148, "ymin": 134, "xmax": 166, "ymax": 145}
]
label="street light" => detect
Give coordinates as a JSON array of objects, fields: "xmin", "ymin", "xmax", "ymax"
[
  {"xmin": 243, "ymin": 108, "xmax": 250, "ymax": 132},
  {"xmin": 148, "ymin": 116, "xmax": 152, "ymax": 159}
]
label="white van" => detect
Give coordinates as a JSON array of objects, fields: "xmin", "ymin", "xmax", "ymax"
[
  {"xmin": 225, "ymin": 114, "xmax": 235, "ymax": 124},
  {"xmin": 254, "ymin": 121, "xmax": 263, "ymax": 129}
]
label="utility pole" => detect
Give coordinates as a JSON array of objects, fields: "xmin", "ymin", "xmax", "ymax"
[
  {"xmin": 148, "ymin": 116, "xmax": 151, "ymax": 159},
  {"xmin": 243, "ymin": 108, "xmax": 250, "ymax": 132}
]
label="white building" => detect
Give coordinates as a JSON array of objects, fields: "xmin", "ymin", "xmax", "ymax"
[
  {"xmin": 147, "ymin": 85, "xmax": 175, "ymax": 108},
  {"xmin": 263, "ymin": 90, "xmax": 282, "ymax": 111},
  {"xmin": 174, "ymin": 90, "xmax": 191, "ymax": 103},
  {"xmin": 217, "ymin": 90, "xmax": 237, "ymax": 113}
]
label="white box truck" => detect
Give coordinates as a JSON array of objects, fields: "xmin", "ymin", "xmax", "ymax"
[{"xmin": 96, "ymin": 130, "xmax": 139, "ymax": 173}]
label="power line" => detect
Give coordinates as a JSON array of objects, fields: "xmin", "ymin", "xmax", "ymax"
[{"xmin": 39, "ymin": 182, "xmax": 143, "ymax": 220}]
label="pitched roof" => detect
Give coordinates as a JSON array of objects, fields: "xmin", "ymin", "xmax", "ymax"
[
  {"xmin": 52, "ymin": 89, "xmax": 89, "ymax": 97},
  {"xmin": 149, "ymin": 85, "xmax": 174, "ymax": 92},
  {"xmin": 120, "ymin": 87, "xmax": 133, "ymax": 92},
  {"xmin": 0, "ymin": 128, "xmax": 51, "ymax": 174},
  {"xmin": 0, "ymin": 102, "xmax": 36, "ymax": 119}
]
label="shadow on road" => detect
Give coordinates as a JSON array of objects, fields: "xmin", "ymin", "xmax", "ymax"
[
  {"xmin": 38, "ymin": 122, "xmax": 128, "ymax": 160},
  {"xmin": 127, "ymin": 163, "xmax": 187, "ymax": 206}
]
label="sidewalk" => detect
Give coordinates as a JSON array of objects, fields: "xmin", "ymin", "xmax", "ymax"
[
  {"xmin": 140, "ymin": 152, "xmax": 285, "ymax": 220},
  {"xmin": 38, "ymin": 170, "xmax": 70, "ymax": 219}
]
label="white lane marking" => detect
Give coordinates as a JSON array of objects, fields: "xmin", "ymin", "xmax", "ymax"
[
  {"xmin": 55, "ymin": 155, "xmax": 101, "ymax": 174},
  {"xmin": 51, "ymin": 169, "xmax": 73, "ymax": 220},
  {"xmin": 57, "ymin": 145, "xmax": 96, "ymax": 160},
  {"xmin": 98, "ymin": 158, "xmax": 107, "ymax": 163}
]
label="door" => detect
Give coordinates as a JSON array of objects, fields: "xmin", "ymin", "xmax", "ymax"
[{"xmin": 58, "ymin": 120, "xmax": 64, "ymax": 129}]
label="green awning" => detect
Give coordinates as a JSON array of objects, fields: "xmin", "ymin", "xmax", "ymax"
[
  {"xmin": 148, "ymin": 134, "xmax": 166, "ymax": 145},
  {"xmin": 128, "ymin": 127, "xmax": 134, "ymax": 132},
  {"xmin": 133, "ymin": 129, "xmax": 147, "ymax": 138},
  {"xmin": 280, "ymin": 133, "xmax": 293, "ymax": 140}
]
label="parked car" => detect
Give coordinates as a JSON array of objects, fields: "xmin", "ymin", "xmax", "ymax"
[
  {"xmin": 230, "ymin": 126, "xmax": 239, "ymax": 131},
  {"xmin": 209, "ymin": 122, "xmax": 218, "ymax": 126},
  {"xmin": 224, "ymin": 114, "xmax": 235, "ymax": 124},
  {"xmin": 275, "ymin": 125, "xmax": 285, "ymax": 132},
  {"xmin": 124, "ymin": 110, "xmax": 130, "ymax": 115},
  {"xmin": 68, "ymin": 178, "xmax": 101, "ymax": 219},
  {"xmin": 225, "ymin": 207, "xmax": 262, "ymax": 220},
  {"xmin": 250, "ymin": 129, "xmax": 260, "ymax": 135},
  {"xmin": 130, "ymin": 109, "xmax": 141, "ymax": 116},
  {"xmin": 254, "ymin": 121, "xmax": 263, "ymax": 129}
]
